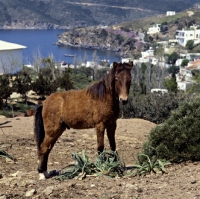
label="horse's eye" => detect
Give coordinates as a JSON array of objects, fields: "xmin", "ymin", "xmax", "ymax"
[{"xmin": 115, "ymin": 78, "xmax": 119, "ymax": 82}]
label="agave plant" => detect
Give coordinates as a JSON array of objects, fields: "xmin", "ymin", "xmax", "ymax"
[
  {"xmin": 0, "ymin": 148, "xmax": 15, "ymax": 161},
  {"xmin": 94, "ymin": 151, "xmax": 124, "ymax": 177},
  {"xmin": 55, "ymin": 150, "xmax": 125, "ymax": 181},
  {"xmin": 130, "ymin": 152, "xmax": 171, "ymax": 176}
]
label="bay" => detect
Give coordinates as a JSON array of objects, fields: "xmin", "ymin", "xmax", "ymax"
[{"xmin": 0, "ymin": 29, "xmax": 120, "ymax": 65}]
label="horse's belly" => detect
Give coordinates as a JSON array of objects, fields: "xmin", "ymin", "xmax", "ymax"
[
  {"xmin": 69, "ymin": 120, "xmax": 95, "ymax": 129},
  {"xmin": 64, "ymin": 109, "xmax": 112, "ymax": 130}
]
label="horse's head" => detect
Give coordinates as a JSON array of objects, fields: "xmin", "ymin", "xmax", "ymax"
[{"xmin": 113, "ymin": 61, "xmax": 133, "ymax": 105}]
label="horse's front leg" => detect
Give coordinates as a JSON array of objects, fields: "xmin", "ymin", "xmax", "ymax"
[
  {"xmin": 106, "ymin": 121, "xmax": 116, "ymax": 151},
  {"xmin": 95, "ymin": 123, "xmax": 105, "ymax": 153}
]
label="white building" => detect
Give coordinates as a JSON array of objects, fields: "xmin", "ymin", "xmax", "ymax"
[
  {"xmin": 176, "ymin": 24, "xmax": 200, "ymax": 47},
  {"xmin": 0, "ymin": 40, "xmax": 26, "ymax": 74},
  {"xmin": 139, "ymin": 48, "xmax": 157, "ymax": 65},
  {"xmin": 122, "ymin": 48, "xmax": 159, "ymax": 66},
  {"xmin": 175, "ymin": 59, "xmax": 200, "ymax": 91},
  {"xmin": 176, "ymin": 68, "xmax": 193, "ymax": 91},
  {"xmin": 147, "ymin": 24, "xmax": 161, "ymax": 35},
  {"xmin": 166, "ymin": 11, "xmax": 176, "ymax": 16}
]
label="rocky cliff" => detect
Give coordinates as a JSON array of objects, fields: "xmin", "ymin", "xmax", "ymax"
[{"xmin": 57, "ymin": 27, "xmax": 148, "ymax": 57}]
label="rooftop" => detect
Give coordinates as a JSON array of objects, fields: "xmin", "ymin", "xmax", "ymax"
[
  {"xmin": 0, "ymin": 40, "xmax": 26, "ymax": 51},
  {"xmin": 186, "ymin": 59, "xmax": 200, "ymax": 70}
]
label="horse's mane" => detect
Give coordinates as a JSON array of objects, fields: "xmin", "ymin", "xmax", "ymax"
[{"xmin": 86, "ymin": 66, "xmax": 115, "ymax": 100}]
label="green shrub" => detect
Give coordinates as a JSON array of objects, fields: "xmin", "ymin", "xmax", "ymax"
[
  {"xmin": 120, "ymin": 92, "xmax": 195, "ymax": 124},
  {"xmin": 142, "ymin": 99, "xmax": 200, "ymax": 163}
]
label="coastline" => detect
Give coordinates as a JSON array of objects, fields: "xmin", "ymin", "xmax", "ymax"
[{"xmin": 56, "ymin": 41, "xmax": 126, "ymax": 58}]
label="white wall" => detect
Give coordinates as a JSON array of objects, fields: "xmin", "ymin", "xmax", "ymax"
[
  {"xmin": 177, "ymin": 82, "xmax": 192, "ymax": 91},
  {"xmin": 176, "ymin": 29, "xmax": 200, "ymax": 46},
  {"xmin": 0, "ymin": 49, "xmax": 23, "ymax": 74},
  {"xmin": 166, "ymin": 11, "xmax": 176, "ymax": 16}
]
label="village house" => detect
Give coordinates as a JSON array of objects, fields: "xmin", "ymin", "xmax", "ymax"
[
  {"xmin": 186, "ymin": 59, "xmax": 200, "ymax": 70},
  {"xmin": 121, "ymin": 48, "xmax": 158, "ymax": 66},
  {"xmin": 175, "ymin": 59, "xmax": 200, "ymax": 91},
  {"xmin": 176, "ymin": 68, "xmax": 193, "ymax": 91},
  {"xmin": 176, "ymin": 24, "xmax": 200, "ymax": 47},
  {"xmin": 0, "ymin": 40, "xmax": 26, "ymax": 74},
  {"xmin": 166, "ymin": 11, "xmax": 176, "ymax": 16},
  {"xmin": 147, "ymin": 24, "xmax": 161, "ymax": 35}
]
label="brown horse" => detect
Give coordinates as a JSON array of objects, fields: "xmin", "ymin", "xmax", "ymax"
[{"xmin": 34, "ymin": 61, "xmax": 133, "ymax": 179}]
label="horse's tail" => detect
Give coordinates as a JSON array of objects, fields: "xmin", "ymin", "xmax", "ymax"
[{"xmin": 34, "ymin": 104, "xmax": 45, "ymax": 150}]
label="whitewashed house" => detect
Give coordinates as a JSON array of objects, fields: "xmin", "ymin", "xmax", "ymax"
[
  {"xmin": 147, "ymin": 24, "xmax": 161, "ymax": 35},
  {"xmin": 166, "ymin": 11, "xmax": 176, "ymax": 16},
  {"xmin": 186, "ymin": 59, "xmax": 200, "ymax": 70},
  {"xmin": 121, "ymin": 58, "xmax": 134, "ymax": 63},
  {"xmin": 0, "ymin": 40, "xmax": 26, "ymax": 74},
  {"xmin": 139, "ymin": 47, "xmax": 158, "ymax": 65},
  {"xmin": 175, "ymin": 59, "xmax": 200, "ymax": 91},
  {"xmin": 176, "ymin": 68, "xmax": 193, "ymax": 91},
  {"xmin": 176, "ymin": 24, "xmax": 200, "ymax": 47}
]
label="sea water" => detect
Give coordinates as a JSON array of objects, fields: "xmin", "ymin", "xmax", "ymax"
[{"xmin": 0, "ymin": 29, "xmax": 121, "ymax": 65}]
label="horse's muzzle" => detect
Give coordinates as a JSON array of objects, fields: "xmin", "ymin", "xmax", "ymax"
[{"xmin": 119, "ymin": 98, "xmax": 128, "ymax": 105}]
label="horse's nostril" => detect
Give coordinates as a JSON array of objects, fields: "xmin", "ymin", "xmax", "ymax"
[{"xmin": 119, "ymin": 98, "xmax": 128, "ymax": 105}]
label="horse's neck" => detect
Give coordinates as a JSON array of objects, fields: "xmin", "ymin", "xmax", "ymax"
[{"xmin": 106, "ymin": 89, "xmax": 120, "ymax": 112}]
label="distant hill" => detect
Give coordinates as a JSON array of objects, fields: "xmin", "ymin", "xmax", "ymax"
[
  {"xmin": 115, "ymin": 8, "xmax": 200, "ymax": 41},
  {"xmin": 57, "ymin": 8, "xmax": 200, "ymax": 57},
  {"xmin": 0, "ymin": 0, "xmax": 199, "ymax": 29}
]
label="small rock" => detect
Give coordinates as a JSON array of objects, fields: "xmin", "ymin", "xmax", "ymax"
[
  {"xmin": 0, "ymin": 173, "xmax": 3, "ymax": 179},
  {"xmin": 9, "ymin": 171, "xmax": 23, "ymax": 177},
  {"xmin": 25, "ymin": 189, "xmax": 36, "ymax": 197},
  {"xmin": 6, "ymin": 158, "xmax": 15, "ymax": 164},
  {"xmin": 0, "ymin": 195, "xmax": 6, "ymax": 199},
  {"xmin": 191, "ymin": 180, "xmax": 196, "ymax": 184},
  {"xmin": 1, "ymin": 143, "xmax": 12, "ymax": 149},
  {"xmin": 27, "ymin": 180, "xmax": 36, "ymax": 185},
  {"xmin": 125, "ymin": 183, "xmax": 135, "ymax": 189},
  {"xmin": 43, "ymin": 186, "xmax": 54, "ymax": 195},
  {"xmin": 17, "ymin": 180, "xmax": 27, "ymax": 187},
  {"xmin": 137, "ymin": 188, "xmax": 143, "ymax": 193},
  {"xmin": 75, "ymin": 172, "xmax": 86, "ymax": 180},
  {"xmin": 91, "ymin": 184, "xmax": 95, "ymax": 187}
]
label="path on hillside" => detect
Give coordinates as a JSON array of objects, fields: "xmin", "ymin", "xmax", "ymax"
[{"xmin": 66, "ymin": 1, "xmax": 156, "ymax": 12}]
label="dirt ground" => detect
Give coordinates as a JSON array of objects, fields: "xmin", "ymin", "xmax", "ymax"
[{"xmin": 0, "ymin": 116, "xmax": 200, "ymax": 199}]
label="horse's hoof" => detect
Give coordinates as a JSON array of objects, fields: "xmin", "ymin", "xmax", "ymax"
[
  {"xmin": 39, "ymin": 173, "xmax": 47, "ymax": 180},
  {"xmin": 39, "ymin": 170, "xmax": 59, "ymax": 180}
]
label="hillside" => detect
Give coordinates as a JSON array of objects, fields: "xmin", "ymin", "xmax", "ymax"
[
  {"xmin": 57, "ymin": 8, "xmax": 200, "ymax": 57},
  {"xmin": 0, "ymin": 0, "xmax": 199, "ymax": 29},
  {"xmin": 57, "ymin": 27, "xmax": 147, "ymax": 58},
  {"xmin": 1, "ymin": 117, "xmax": 200, "ymax": 198}
]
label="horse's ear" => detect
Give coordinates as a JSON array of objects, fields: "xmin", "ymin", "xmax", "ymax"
[
  {"xmin": 128, "ymin": 61, "xmax": 133, "ymax": 69},
  {"xmin": 113, "ymin": 62, "xmax": 119, "ymax": 70}
]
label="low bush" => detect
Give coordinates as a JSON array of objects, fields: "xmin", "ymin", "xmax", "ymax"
[
  {"xmin": 120, "ymin": 92, "xmax": 196, "ymax": 124},
  {"xmin": 141, "ymin": 99, "xmax": 200, "ymax": 163}
]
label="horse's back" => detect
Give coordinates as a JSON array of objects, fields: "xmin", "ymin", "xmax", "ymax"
[{"xmin": 42, "ymin": 90, "xmax": 114, "ymax": 129}]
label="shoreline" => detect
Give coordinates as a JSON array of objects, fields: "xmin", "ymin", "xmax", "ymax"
[{"xmin": 56, "ymin": 42, "xmax": 130, "ymax": 59}]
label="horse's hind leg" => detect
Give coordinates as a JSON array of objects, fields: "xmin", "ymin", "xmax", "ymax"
[
  {"xmin": 106, "ymin": 121, "xmax": 116, "ymax": 151},
  {"xmin": 38, "ymin": 124, "xmax": 66, "ymax": 180}
]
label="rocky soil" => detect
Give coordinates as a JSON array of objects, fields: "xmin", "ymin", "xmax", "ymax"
[{"xmin": 0, "ymin": 117, "xmax": 200, "ymax": 199}]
